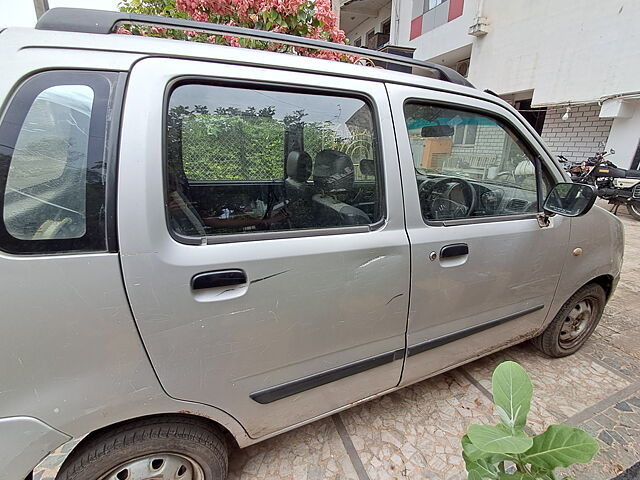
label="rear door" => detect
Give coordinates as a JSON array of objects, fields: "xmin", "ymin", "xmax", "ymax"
[
  {"xmin": 387, "ymin": 84, "xmax": 571, "ymax": 385},
  {"xmin": 118, "ymin": 58, "xmax": 409, "ymax": 438}
]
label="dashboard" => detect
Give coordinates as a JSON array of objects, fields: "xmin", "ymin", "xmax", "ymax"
[{"xmin": 417, "ymin": 173, "xmax": 539, "ymax": 221}]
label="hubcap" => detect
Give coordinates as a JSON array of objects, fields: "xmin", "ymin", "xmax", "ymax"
[
  {"xmin": 99, "ymin": 453, "xmax": 204, "ymax": 480},
  {"xmin": 559, "ymin": 299, "xmax": 594, "ymax": 348}
]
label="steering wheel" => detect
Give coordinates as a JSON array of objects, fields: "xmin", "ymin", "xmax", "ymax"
[{"xmin": 418, "ymin": 177, "xmax": 476, "ymax": 219}]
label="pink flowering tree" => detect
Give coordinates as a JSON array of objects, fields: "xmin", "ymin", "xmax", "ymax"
[{"xmin": 118, "ymin": 0, "xmax": 356, "ymax": 62}]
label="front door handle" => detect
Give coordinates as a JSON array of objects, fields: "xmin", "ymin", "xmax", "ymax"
[
  {"xmin": 191, "ymin": 269, "xmax": 247, "ymax": 290},
  {"xmin": 440, "ymin": 243, "xmax": 468, "ymax": 259}
]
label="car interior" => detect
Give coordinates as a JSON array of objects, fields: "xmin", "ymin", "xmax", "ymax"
[
  {"xmin": 167, "ymin": 146, "xmax": 380, "ymax": 237},
  {"xmin": 3, "ymin": 86, "xmax": 91, "ymax": 242},
  {"xmin": 406, "ymin": 105, "xmax": 545, "ymax": 222}
]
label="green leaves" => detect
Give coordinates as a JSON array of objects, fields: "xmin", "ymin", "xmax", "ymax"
[
  {"xmin": 492, "ymin": 361, "xmax": 532, "ymax": 432},
  {"xmin": 461, "ymin": 361, "xmax": 598, "ymax": 479},
  {"xmin": 522, "ymin": 425, "xmax": 599, "ymax": 469},
  {"xmin": 497, "ymin": 473, "xmax": 536, "ymax": 480},
  {"xmin": 467, "ymin": 457, "xmax": 499, "ymax": 479},
  {"xmin": 468, "ymin": 424, "xmax": 533, "ymax": 454}
]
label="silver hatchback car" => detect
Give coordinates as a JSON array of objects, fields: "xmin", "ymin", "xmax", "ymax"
[{"xmin": 0, "ymin": 8, "xmax": 623, "ymax": 480}]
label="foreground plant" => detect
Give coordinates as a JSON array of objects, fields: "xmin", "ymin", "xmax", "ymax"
[{"xmin": 462, "ymin": 361, "xmax": 599, "ymax": 479}]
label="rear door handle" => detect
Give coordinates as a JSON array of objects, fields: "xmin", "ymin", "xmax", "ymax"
[
  {"xmin": 440, "ymin": 243, "xmax": 468, "ymax": 259},
  {"xmin": 191, "ymin": 269, "xmax": 247, "ymax": 290}
]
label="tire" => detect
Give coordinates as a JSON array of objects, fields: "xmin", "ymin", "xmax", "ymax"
[
  {"xmin": 531, "ymin": 283, "xmax": 606, "ymax": 358},
  {"xmin": 56, "ymin": 416, "xmax": 228, "ymax": 480},
  {"xmin": 627, "ymin": 201, "xmax": 640, "ymax": 220}
]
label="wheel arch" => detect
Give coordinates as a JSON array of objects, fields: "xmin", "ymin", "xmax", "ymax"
[
  {"xmin": 54, "ymin": 412, "xmax": 239, "ymax": 477},
  {"xmin": 587, "ymin": 273, "xmax": 615, "ymax": 300}
]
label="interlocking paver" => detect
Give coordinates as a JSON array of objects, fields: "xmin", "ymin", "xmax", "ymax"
[{"xmin": 227, "ymin": 417, "xmax": 358, "ymax": 480}]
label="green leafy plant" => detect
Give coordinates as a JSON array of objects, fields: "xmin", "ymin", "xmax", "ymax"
[{"xmin": 462, "ymin": 361, "xmax": 599, "ymax": 479}]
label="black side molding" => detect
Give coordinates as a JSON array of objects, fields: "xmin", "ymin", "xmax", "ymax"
[
  {"xmin": 408, "ymin": 304, "xmax": 544, "ymax": 357},
  {"xmin": 250, "ymin": 348, "xmax": 405, "ymax": 404}
]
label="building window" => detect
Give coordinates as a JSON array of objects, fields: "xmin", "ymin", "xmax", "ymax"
[
  {"xmin": 453, "ymin": 124, "xmax": 478, "ymax": 145},
  {"xmin": 411, "ymin": 0, "xmax": 464, "ymax": 41},
  {"xmin": 353, "ymin": 37, "xmax": 362, "ymax": 47},
  {"xmin": 381, "ymin": 18, "xmax": 391, "ymax": 35},
  {"xmin": 366, "ymin": 29, "xmax": 376, "ymax": 44},
  {"xmin": 427, "ymin": 0, "xmax": 446, "ymax": 11}
]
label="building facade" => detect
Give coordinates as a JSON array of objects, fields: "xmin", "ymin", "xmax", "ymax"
[{"xmin": 340, "ymin": 0, "xmax": 640, "ymax": 168}]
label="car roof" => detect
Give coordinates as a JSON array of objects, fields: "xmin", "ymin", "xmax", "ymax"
[
  {"xmin": 1, "ymin": 5, "xmax": 516, "ymax": 115},
  {"xmin": 4, "ymin": 27, "xmax": 489, "ymax": 94}
]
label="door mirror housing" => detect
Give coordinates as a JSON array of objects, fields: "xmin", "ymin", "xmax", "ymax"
[{"xmin": 543, "ymin": 182, "xmax": 597, "ymax": 217}]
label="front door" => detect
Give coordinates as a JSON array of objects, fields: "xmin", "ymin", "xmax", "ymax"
[
  {"xmin": 118, "ymin": 58, "xmax": 410, "ymax": 438},
  {"xmin": 387, "ymin": 84, "xmax": 571, "ymax": 384}
]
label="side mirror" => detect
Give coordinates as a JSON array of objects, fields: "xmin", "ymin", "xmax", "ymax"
[
  {"xmin": 421, "ymin": 125, "xmax": 454, "ymax": 137},
  {"xmin": 543, "ymin": 182, "xmax": 597, "ymax": 217}
]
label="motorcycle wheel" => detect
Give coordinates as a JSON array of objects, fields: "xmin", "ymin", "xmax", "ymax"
[{"xmin": 628, "ymin": 201, "xmax": 640, "ymax": 220}]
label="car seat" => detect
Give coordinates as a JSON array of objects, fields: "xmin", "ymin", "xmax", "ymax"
[{"xmin": 312, "ymin": 149, "xmax": 370, "ymax": 226}]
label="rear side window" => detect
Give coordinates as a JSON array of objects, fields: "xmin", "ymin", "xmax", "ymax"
[
  {"xmin": 166, "ymin": 83, "xmax": 382, "ymax": 240},
  {"xmin": 0, "ymin": 71, "xmax": 118, "ymax": 254}
]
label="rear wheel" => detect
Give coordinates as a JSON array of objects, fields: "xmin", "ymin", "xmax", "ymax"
[
  {"xmin": 56, "ymin": 416, "xmax": 228, "ymax": 480},
  {"xmin": 532, "ymin": 283, "xmax": 606, "ymax": 357},
  {"xmin": 627, "ymin": 201, "xmax": 640, "ymax": 220}
]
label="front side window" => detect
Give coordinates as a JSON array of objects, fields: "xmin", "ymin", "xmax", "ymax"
[
  {"xmin": 404, "ymin": 102, "xmax": 552, "ymax": 223},
  {"xmin": 166, "ymin": 84, "xmax": 382, "ymax": 239},
  {"xmin": 0, "ymin": 71, "xmax": 117, "ymax": 254}
]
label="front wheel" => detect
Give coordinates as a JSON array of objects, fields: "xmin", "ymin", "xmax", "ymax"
[
  {"xmin": 627, "ymin": 201, "xmax": 640, "ymax": 220},
  {"xmin": 531, "ymin": 283, "xmax": 606, "ymax": 357},
  {"xmin": 56, "ymin": 416, "xmax": 228, "ymax": 480}
]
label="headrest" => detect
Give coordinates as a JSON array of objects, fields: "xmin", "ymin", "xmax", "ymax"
[
  {"xmin": 515, "ymin": 160, "xmax": 535, "ymax": 176},
  {"xmin": 313, "ymin": 149, "xmax": 354, "ymax": 192},
  {"xmin": 286, "ymin": 151, "xmax": 312, "ymax": 182},
  {"xmin": 359, "ymin": 159, "xmax": 375, "ymax": 176}
]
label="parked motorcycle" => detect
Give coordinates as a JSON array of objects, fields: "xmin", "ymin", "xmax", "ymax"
[{"xmin": 559, "ymin": 149, "xmax": 640, "ymax": 220}]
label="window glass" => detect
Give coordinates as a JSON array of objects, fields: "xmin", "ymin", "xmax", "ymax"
[
  {"xmin": 404, "ymin": 102, "xmax": 551, "ymax": 222},
  {"xmin": 166, "ymin": 84, "xmax": 381, "ymax": 238},
  {"xmin": 4, "ymin": 85, "xmax": 93, "ymax": 240},
  {"xmin": 0, "ymin": 71, "xmax": 116, "ymax": 254}
]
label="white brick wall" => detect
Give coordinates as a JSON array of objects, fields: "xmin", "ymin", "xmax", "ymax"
[{"xmin": 541, "ymin": 104, "xmax": 613, "ymax": 161}]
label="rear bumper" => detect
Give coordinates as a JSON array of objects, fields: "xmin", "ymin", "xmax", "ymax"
[{"xmin": 0, "ymin": 416, "xmax": 70, "ymax": 479}]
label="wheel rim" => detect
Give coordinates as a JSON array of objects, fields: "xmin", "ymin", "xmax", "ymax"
[
  {"xmin": 98, "ymin": 453, "xmax": 205, "ymax": 480},
  {"xmin": 630, "ymin": 202, "xmax": 640, "ymax": 216},
  {"xmin": 559, "ymin": 298, "xmax": 595, "ymax": 349}
]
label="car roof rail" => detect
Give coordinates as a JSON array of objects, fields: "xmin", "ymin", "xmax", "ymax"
[{"xmin": 35, "ymin": 7, "xmax": 473, "ymax": 88}]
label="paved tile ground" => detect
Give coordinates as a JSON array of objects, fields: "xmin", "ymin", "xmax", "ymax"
[{"xmin": 36, "ymin": 204, "xmax": 640, "ymax": 479}]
